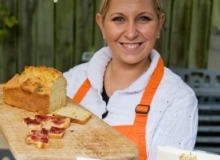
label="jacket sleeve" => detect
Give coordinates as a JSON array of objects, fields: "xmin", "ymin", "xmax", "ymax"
[
  {"xmin": 148, "ymin": 79, "xmax": 198, "ymax": 160},
  {"xmin": 63, "ymin": 63, "xmax": 88, "ymax": 99}
]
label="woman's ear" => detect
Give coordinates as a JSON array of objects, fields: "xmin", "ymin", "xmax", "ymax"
[
  {"xmin": 96, "ymin": 13, "xmax": 105, "ymax": 38},
  {"xmin": 159, "ymin": 13, "xmax": 165, "ymax": 31},
  {"xmin": 157, "ymin": 13, "xmax": 165, "ymax": 38}
]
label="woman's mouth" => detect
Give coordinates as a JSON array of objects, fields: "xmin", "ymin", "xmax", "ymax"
[{"xmin": 121, "ymin": 43, "xmax": 142, "ymax": 50}]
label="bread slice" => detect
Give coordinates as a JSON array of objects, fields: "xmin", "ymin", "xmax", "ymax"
[
  {"xmin": 24, "ymin": 114, "xmax": 70, "ymax": 148},
  {"xmin": 23, "ymin": 114, "xmax": 70, "ymax": 130},
  {"xmin": 3, "ymin": 66, "xmax": 67, "ymax": 114},
  {"xmin": 50, "ymin": 117, "xmax": 70, "ymax": 129},
  {"xmin": 25, "ymin": 126, "xmax": 66, "ymax": 148},
  {"xmin": 52, "ymin": 99, "xmax": 92, "ymax": 124},
  {"xmin": 25, "ymin": 128, "xmax": 49, "ymax": 149},
  {"xmin": 34, "ymin": 114, "xmax": 70, "ymax": 129},
  {"xmin": 23, "ymin": 117, "xmax": 42, "ymax": 130},
  {"xmin": 48, "ymin": 126, "xmax": 65, "ymax": 139}
]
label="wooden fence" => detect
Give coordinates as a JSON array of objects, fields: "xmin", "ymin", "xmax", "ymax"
[{"xmin": 0, "ymin": 0, "xmax": 219, "ymax": 82}]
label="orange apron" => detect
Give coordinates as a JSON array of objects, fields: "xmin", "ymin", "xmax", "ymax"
[{"xmin": 73, "ymin": 57, "xmax": 164, "ymax": 160}]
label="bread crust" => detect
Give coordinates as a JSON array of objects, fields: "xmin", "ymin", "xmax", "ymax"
[
  {"xmin": 25, "ymin": 139, "xmax": 49, "ymax": 149},
  {"xmin": 3, "ymin": 66, "xmax": 67, "ymax": 114},
  {"xmin": 48, "ymin": 132, "xmax": 64, "ymax": 139}
]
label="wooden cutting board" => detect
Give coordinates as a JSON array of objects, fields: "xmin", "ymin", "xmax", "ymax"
[{"xmin": 0, "ymin": 84, "xmax": 139, "ymax": 160}]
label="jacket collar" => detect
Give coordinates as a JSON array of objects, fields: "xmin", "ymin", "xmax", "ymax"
[{"xmin": 87, "ymin": 47, "xmax": 161, "ymax": 93}]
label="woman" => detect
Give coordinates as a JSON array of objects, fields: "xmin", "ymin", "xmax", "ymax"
[{"xmin": 63, "ymin": 0, "xmax": 198, "ymax": 160}]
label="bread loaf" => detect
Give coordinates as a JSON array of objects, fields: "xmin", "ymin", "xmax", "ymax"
[{"xmin": 3, "ymin": 66, "xmax": 67, "ymax": 114}]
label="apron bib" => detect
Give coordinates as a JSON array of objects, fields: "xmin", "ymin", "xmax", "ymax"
[{"xmin": 73, "ymin": 57, "xmax": 164, "ymax": 160}]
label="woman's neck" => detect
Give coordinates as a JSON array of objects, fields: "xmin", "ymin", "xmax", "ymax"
[{"xmin": 104, "ymin": 57, "xmax": 151, "ymax": 97}]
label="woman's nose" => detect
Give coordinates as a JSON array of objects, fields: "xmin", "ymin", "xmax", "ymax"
[{"xmin": 124, "ymin": 22, "xmax": 138, "ymax": 40}]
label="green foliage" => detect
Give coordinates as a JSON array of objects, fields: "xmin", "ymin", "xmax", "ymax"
[{"xmin": 0, "ymin": 3, "xmax": 18, "ymax": 37}]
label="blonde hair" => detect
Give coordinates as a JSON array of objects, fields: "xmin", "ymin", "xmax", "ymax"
[{"xmin": 99, "ymin": 0, "xmax": 164, "ymax": 20}]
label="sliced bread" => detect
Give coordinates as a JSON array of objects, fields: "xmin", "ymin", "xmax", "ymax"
[{"xmin": 52, "ymin": 98, "xmax": 92, "ymax": 124}]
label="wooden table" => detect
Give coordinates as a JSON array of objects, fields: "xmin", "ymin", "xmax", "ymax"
[{"xmin": 0, "ymin": 84, "xmax": 139, "ymax": 160}]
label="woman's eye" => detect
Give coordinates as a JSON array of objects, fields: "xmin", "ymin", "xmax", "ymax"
[
  {"xmin": 139, "ymin": 16, "xmax": 150, "ymax": 21},
  {"xmin": 112, "ymin": 17, "xmax": 124, "ymax": 22}
]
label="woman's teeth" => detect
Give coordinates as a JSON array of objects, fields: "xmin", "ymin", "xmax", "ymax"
[{"xmin": 123, "ymin": 43, "xmax": 139, "ymax": 49}]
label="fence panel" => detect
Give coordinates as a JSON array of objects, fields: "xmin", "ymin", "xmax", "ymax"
[
  {"xmin": 169, "ymin": 0, "xmax": 192, "ymax": 68},
  {"xmin": 0, "ymin": 0, "xmax": 17, "ymax": 82},
  {"xmin": 154, "ymin": 0, "xmax": 172, "ymax": 65},
  {"xmin": 74, "ymin": 0, "xmax": 96, "ymax": 65},
  {"xmin": 17, "ymin": 0, "xmax": 37, "ymax": 73},
  {"xmin": 188, "ymin": 0, "xmax": 212, "ymax": 69},
  {"xmin": 35, "ymin": 0, "xmax": 54, "ymax": 67},
  {"xmin": 207, "ymin": 0, "xmax": 220, "ymax": 69},
  {"xmin": 93, "ymin": 0, "xmax": 103, "ymax": 53},
  {"xmin": 55, "ymin": 0, "xmax": 74, "ymax": 72}
]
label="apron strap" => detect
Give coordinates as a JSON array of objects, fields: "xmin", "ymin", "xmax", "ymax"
[
  {"xmin": 73, "ymin": 78, "xmax": 91, "ymax": 103},
  {"xmin": 134, "ymin": 57, "xmax": 164, "ymax": 160},
  {"xmin": 134, "ymin": 57, "xmax": 164, "ymax": 126}
]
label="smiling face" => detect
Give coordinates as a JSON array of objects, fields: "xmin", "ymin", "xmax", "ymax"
[{"xmin": 96, "ymin": 0, "xmax": 165, "ymax": 65}]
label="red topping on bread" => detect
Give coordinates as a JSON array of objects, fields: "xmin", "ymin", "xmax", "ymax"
[
  {"xmin": 24, "ymin": 114, "xmax": 70, "ymax": 148},
  {"xmin": 50, "ymin": 126, "xmax": 64, "ymax": 134},
  {"xmin": 48, "ymin": 126, "xmax": 65, "ymax": 139},
  {"xmin": 25, "ymin": 128, "xmax": 49, "ymax": 149},
  {"xmin": 24, "ymin": 117, "xmax": 41, "ymax": 126},
  {"xmin": 23, "ymin": 117, "xmax": 42, "ymax": 130},
  {"xmin": 29, "ymin": 128, "xmax": 49, "ymax": 142}
]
